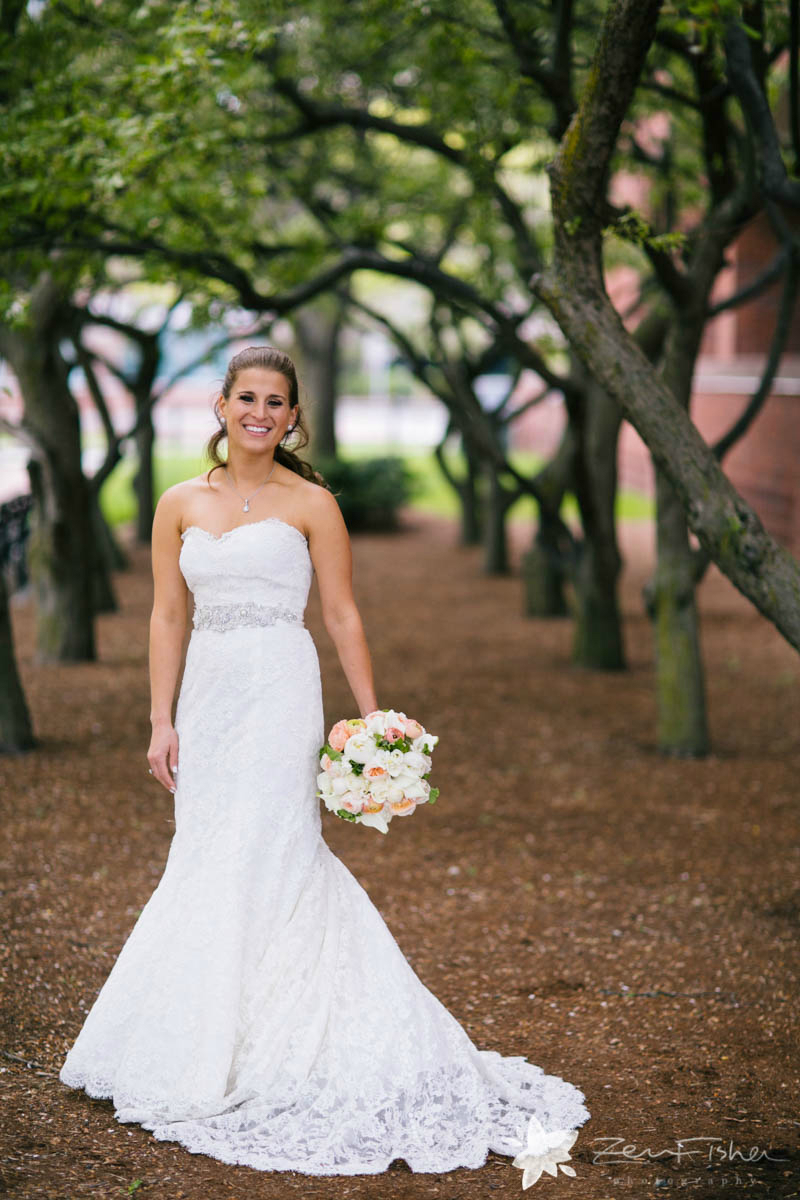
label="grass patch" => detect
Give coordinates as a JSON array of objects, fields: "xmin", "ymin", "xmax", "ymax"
[{"xmin": 99, "ymin": 444, "xmax": 653, "ymax": 528}]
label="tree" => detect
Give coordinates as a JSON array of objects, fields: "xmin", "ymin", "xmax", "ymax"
[
  {"xmin": 532, "ymin": 0, "xmax": 800, "ymax": 678},
  {"xmin": 2, "ymin": 0, "xmax": 798, "ymax": 748}
]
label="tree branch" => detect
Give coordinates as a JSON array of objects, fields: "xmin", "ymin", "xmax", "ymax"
[
  {"xmin": 724, "ymin": 19, "xmax": 800, "ymax": 208},
  {"xmin": 707, "ymin": 243, "xmax": 789, "ymax": 317},
  {"xmin": 711, "ymin": 242, "xmax": 800, "ymax": 460}
]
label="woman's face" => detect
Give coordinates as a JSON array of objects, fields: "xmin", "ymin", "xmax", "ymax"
[{"xmin": 220, "ymin": 367, "xmax": 296, "ymax": 453}]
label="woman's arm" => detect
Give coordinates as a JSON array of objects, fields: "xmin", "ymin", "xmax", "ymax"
[
  {"xmin": 147, "ymin": 486, "xmax": 189, "ymax": 792},
  {"xmin": 307, "ymin": 486, "xmax": 378, "ymax": 719}
]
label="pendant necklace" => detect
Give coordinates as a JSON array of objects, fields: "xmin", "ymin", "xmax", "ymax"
[{"xmin": 224, "ymin": 461, "xmax": 276, "ymax": 513}]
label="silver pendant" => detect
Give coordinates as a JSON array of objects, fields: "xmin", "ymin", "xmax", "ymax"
[{"xmin": 243, "ymin": 500, "xmax": 250, "ymax": 512}]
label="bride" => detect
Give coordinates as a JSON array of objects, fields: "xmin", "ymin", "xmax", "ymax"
[{"xmin": 59, "ymin": 345, "xmax": 590, "ymax": 1178}]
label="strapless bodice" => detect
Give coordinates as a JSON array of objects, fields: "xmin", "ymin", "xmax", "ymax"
[{"xmin": 179, "ymin": 518, "xmax": 313, "ymax": 620}]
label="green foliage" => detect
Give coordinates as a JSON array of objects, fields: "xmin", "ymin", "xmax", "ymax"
[
  {"xmin": 603, "ymin": 210, "xmax": 687, "ymax": 254},
  {"xmin": 315, "ymin": 454, "xmax": 415, "ymax": 532},
  {"xmin": 661, "ymin": 1, "xmax": 761, "ymax": 55}
]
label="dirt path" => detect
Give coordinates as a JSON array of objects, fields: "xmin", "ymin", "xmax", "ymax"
[{"xmin": 2, "ymin": 511, "xmax": 799, "ymax": 1199}]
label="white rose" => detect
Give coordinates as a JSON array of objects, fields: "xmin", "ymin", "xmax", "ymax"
[
  {"xmin": 386, "ymin": 748, "xmax": 407, "ymax": 776},
  {"xmin": 412, "ymin": 732, "xmax": 438, "ymax": 753}
]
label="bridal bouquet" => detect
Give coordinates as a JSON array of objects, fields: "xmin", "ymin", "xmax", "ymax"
[{"xmin": 316, "ymin": 709, "xmax": 439, "ymax": 834}]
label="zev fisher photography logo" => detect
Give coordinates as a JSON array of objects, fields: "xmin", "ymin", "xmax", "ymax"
[{"xmin": 589, "ymin": 1132, "xmax": 791, "ymax": 1190}]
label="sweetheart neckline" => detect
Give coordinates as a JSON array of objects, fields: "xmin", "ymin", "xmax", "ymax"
[{"xmin": 180, "ymin": 516, "xmax": 309, "ymax": 547}]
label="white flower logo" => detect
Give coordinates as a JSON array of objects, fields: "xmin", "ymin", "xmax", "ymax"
[{"xmin": 512, "ymin": 1116, "xmax": 578, "ymax": 1189}]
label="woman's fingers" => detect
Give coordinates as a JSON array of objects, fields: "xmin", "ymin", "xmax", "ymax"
[
  {"xmin": 147, "ymin": 729, "xmax": 179, "ymax": 794},
  {"xmin": 167, "ymin": 737, "xmax": 179, "ymax": 792},
  {"xmin": 150, "ymin": 757, "xmax": 171, "ymax": 792}
]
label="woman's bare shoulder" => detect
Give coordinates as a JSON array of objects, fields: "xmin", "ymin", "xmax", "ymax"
[{"xmin": 154, "ymin": 473, "xmax": 219, "ymax": 528}]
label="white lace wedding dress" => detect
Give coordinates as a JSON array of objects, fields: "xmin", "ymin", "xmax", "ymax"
[{"xmin": 59, "ymin": 517, "xmax": 590, "ymax": 1176}]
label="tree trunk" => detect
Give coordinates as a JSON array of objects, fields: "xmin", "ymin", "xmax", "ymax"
[
  {"xmin": 568, "ymin": 375, "xmax": 625, "ymax": 669},
  {"xmin": 0, "ymin": 567, "xmax": 36, "ymax": 753},
  {"xmin": 89, "ymin": 494, "xmax": 119, "ymax": 613},
  {"xmin": 133, "ymin": 400, "xmax": 156, "ymax": 542},
  {"xmin": 25, "ymin": 456, "xmax": 96, "ymax": 661},
  {"xmin": 653, "ymin": 468, "xmax": 709, "ymax": 755},
  {"xmin": 650, "ymin": 313, "xmax": 712, "ymax": 755},
  {"xmin": 0, "ymin": 277, "xmax": 97, "ymax": 662},
  {"xmin": 521, "ymin": 526, "xmax": 569, "ymax": 617},
  {"xmin": 293, "ymin": 296, "xmax": 344, "ymax": 460},
  {"xmin": 483, "ymin": 466, "xmax": 514, "ymax": 574},
  {"xmin": 521, "ymin": 424, "xmax": 575, "ymax": 617},
  {"xmin": 432, "ymin": 436, "xmax": 483, "ymax": 546}
]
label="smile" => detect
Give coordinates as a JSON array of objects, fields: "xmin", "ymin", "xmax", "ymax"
[{"xmin": 243, "ymin": 425, "xmax": 272, "ymax": 436}]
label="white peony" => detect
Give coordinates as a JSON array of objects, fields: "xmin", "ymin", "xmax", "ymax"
[
  {"xmin": 364, "ymin": 747, "xmax": 392, "ymax": 773},
  {"xmin": 403, "ymin": 778, "xmax": 430, "ymax": 802},
  {"xmin": 348, "ymin": 773, "xmax": 370, "ymax": 797},
  {"xmin": 402, "ymin": 749, "xmax": 430, "ymax": 775},
  {"xmin": 366, "ymin": 776, "xmax": 391, "ymax": 801},
  {"xmin": 316, "ymin": 771, "xmax": 334, "ymax": 796},
  {"xmin": 343, "ymin": 732, "xmax": 374, "ymax": 763},
  {"xmin": 391, "ymin": 770, "xmax": 419, "ymax": 792},
  {"xmin": 363, "ymin": 711, "xmax": 387, "ymax": 736},
  {"xmin": 412, "ymin": 732, "xmax": 438, "ymax": 753}
]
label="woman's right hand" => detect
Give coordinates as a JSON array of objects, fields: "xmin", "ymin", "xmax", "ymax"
[{"xmin": 148, "ymin": 721, "xmax": 179, "ymax": 793}]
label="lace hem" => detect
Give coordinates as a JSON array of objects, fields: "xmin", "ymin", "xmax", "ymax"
[{"xmin": 59, "ymin": 1055, "xmax": 590, "ymax": 1176}]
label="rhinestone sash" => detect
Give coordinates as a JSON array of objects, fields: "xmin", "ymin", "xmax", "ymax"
[{"xmin": 193, "ymin": 601, "xmax": 305, "ymax": 632}]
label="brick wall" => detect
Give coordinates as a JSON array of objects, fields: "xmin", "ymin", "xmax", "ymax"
[{"xmin": 511, "ymin": 210, "xmax": 800, "ymax": 555}]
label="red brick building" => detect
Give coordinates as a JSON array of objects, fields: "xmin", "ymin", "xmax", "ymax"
[{"xmin": 511, "ymin": 210, "xmax": 800, "ymax": 554}]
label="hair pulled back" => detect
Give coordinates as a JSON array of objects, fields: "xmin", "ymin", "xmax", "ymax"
[{"xmin": 205, "ymin": 345, "xmax": 328, "ymax": 488}]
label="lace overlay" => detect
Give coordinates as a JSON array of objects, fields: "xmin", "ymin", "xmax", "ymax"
[{"xmin": 59, "ymin": 517, "xmax": 590, "ymax": 1175}]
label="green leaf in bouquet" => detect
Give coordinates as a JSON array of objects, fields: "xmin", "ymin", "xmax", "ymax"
[
  {"xmin": 427, "ymin": 788, "xmax": 440, "ymax": 804},
  {"xmin": 335, "ymin": 809, "xmax": 359, "ymax": 822},
  {"xmin": 350, "ymin": 762, "xmax": 364, "ymax": 775},
  {"xmin": 320, "ymin": 743, "xmax": 343, "ymax": 760}
]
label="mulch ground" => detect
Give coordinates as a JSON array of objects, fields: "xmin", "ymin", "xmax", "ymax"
[{"xmin": 1, "ymin": 509, "xmax": 799, "ymax": 1200}]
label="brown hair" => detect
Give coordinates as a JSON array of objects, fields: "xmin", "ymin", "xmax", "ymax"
[{"xmin": 205, "ymin": 345, "xmax": 329, "ymax": 488}]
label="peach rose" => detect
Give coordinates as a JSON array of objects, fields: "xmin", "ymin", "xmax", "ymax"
[
  {"xmin": 364, "ymin": 764, "xmax": 388, "ymax": 780},
  {"xmin": 329, "ymin": 717, "xmax": 366, "ymax": 752},
  {"xmin": 389, "ymin": 797, "xmax": 417, "ymax": 816},
  {"xmin": 404, "ymin": 717, "xmax": 423, "ymax": 738},
  {"xmin": 339, "ymin": 792, "xmax": 364, "ymax": 814},
  {"xmin": 361, "ymin": 795, "xmax": 384, "ymax": 814}
]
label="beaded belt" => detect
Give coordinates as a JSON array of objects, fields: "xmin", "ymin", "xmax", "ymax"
[{"xmin": 193, "ymin": 601, "xmax": 305, "ymax": 632}]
